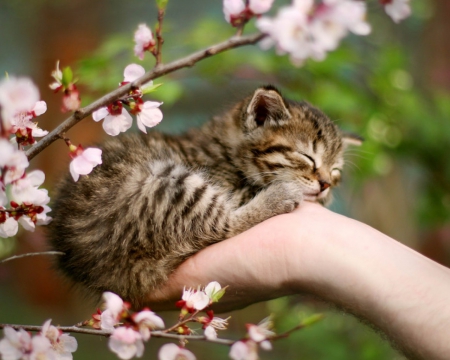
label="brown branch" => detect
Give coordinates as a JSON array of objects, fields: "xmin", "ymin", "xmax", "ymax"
[
  {"xmin": 155, "ymin": 8, "xmax": 165, "ymax": 66},
  {"xmin": 0, "ymin": 251, "xmax": 65, "ymax": 264},
  {"xmin": 25, "ymin": 32, "xmax": 266, "ymax": 161},
  {"xmin": 0, "ymin": 324, "xmax": 234, "ymax": 345}
]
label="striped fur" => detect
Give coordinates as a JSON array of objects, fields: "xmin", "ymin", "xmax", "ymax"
[{"xmin": 49, "ymin": 86, "xmax": 358, "ymax": 307}]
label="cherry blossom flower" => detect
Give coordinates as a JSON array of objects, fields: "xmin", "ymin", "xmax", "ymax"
[
  {"xmin": 62, "ymin": 86, "xmax": 81, "ymax": 112},
  {"xmin": 132, "ymin": 310, "xmax": 165, "ymax": 341},
  {"xmin": 0, "ymin": 326, "xmax": 32, "ymax": 359},
  {"xmin": 204, "ymin": 281, "xmax": 222, "ymax": 301},
  {"xmin": 249, "ymin": 0, "xmax": 275, "ymax": 14},
  {"xmin": 0, "ymin": 76, "xmax": 40, "ymax": 130},
  {"xmin": 247, "ymin": 317, "xmax": 275, "ymax": 351},
  {"xmin": 122, "ymin": 64, "xmax": 155, "ymax": 94},
  {"xmin": 10, "ymin": 101, "xmax": 48, "ymax": 146},
  {"xmin": 100, "ymin": 291, "xmax": 125, "ymax": 331},
  {"xmin": 92, "ymin": 102, "xmax": 133, "ymax": 136},
  {"xmin": 223, "ymin": 0, "xmax": 274, "ymax": 26},
  {"xmin": 69, "ymin": 145, "xmax": 102, "ymax": 182},
  {"xmin": 0, "ymin": 217, "xmax": 19, "ymax": 238},
  {"xmin": 177, "ymin": 287, "xmax": 210, "ymax": 312},
  {"xmin": 229, "ymin": 340, "xmax": 258, "ymax": 360},
  {"xmin": 134, "ymin": 24, "xmax": 155, "ymax": 60},
  {"xmin": 257, "ymin": 0, "xmax": 370, "ymax": 66},
  {"xmin": 29, "ymin": 334, "xmax": 55, "ymax": 360},
  {"xmin": 41, "ymin": 320, "xmax": 77, "ymax": 360},
  {"xmin": 108, "ymin": 327, "xmax": 144, "ymax": 360},
  {"xmin": 0, "ymin": 138, "xmax": 29, "ymax": 184},
  {"xmin": 134, "ymin": 101, "xmax": 163, "ymax": 134},
  {"xmin": 158, "ymin": 343, "xmax": 196, "ymax": 360},
  {"xmin": 382, "ymin": 0, "xmax": 411, "ymax": 23}
]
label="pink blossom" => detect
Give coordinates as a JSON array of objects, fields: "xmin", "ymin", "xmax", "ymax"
[
  {"xmin": 256, "ymin": 0, "xmax": 370, "ymax": 66},
  {"xmin": 108, "ymin": 327, "xmax": 144, "ymax": 360},
  {"xmin": 92, "ymin": 103, "xmax": 133, "ymax": 136},
  {"xmin": 132, "ymin": 310, "xmax": 165, "ymax": 341},
  {"xmin": 28, "ymin": 334, "xmax": 54, "ymax": 360},
  {"xmin": 62, "ymin": 87, "xmax": 81, "ymax": 112},
  {"xmin": 11, "ymin": 170, "xmax": 49, "ymax": 206},
  {"xmin": 0, "ymin": 217, "xmax": 19, "ymax": 238},
  {"xmin": 101, "ymin": 292, "xmax": 124, "ymax": 331},
  {"xmin": 0, "ymin": 138, "xmax": 29, "ymax": 184},
  {"xmin": 248, "ymin": 0, "xmax": 274, "ymax": 14},
  {"xmin": 229, "ymin": 340, "xmax": 258, "ymax": 360},
  {"xmin": 0, "ymin": 76, "xmax": 40, "ymax": 130},
  {"xmin": 204, "ymin": 281, "xmax": 222, "ymax": 301},
  {"xmin": 69, "ymin": 146, "xmax": 102, "ymax": 182},
  {"xmin": 123, "ymin": 64, "xmax": 145, "ymax": 83},
  {"xmin": 134, "ymin": 24, "xmax": 155, "ymax": 60},
  {"xmin": 135, "ymin": 101, "xmax": 163, "ymax": 134},
  {"xmin": 382, "ymin": 0, "xmax": 411, "ymax": 23},
  {"xmin": 158, "ymin": 343, "xmax": 196, "ymax": 360},
  {"xmin": 41, "ymin": 319, "xmax": 78, "ymax": 360},
  {"xmin": 0, "ymin": 326, "xmax": 32, "ymax": 359},
  {"xmin": 223, "ymin": 0, "xmax": 246, "ymax": 23},
  {"xmin": 181, "ymin": 287, "xmax": 210, "ymax": 311}
]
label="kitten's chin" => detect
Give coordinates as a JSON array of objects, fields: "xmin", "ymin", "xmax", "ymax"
[{"xmin": 304, "ymin": 188, "xmax": 331, "ymax": 203}]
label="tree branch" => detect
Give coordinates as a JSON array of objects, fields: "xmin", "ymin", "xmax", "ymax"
[
  {"xmin": 0, "ymin": 251, "xmax": 65, "ymax": 264},
  {"xmin": 25, "ymin": 32, "xmax": 266, "ymax": 161},
  {"xmin": 0, "ymin": 324, "xmax": 234, "ymax": 345}
]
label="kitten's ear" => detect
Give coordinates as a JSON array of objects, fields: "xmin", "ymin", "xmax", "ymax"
[
  {"xmin": 342, "ymin": 132, "xmax": 364, "ymax": 147},
  {"xmin": 244, "ymin": 86, "xmax": 291, "ymax": 131}
]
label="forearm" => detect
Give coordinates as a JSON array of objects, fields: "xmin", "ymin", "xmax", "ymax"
[{"xmin": 288, "ymin": 205, "xmax": 450, "ymax": 360}]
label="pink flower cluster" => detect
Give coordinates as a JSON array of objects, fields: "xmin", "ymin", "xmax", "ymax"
[
  {"xmin": 0, "ymin": 77, "xmax": 52, "ymax": 238},
  {"xmin": 134, "ymin": 24, "xmax": 156, "ymax": 60},
  {"xmin": 0, "ymin": 320, "xmax": 77, "ymax": 360},
  {"xmin": 256, "ymin": 0, "xmax": 371, "ymax": 66},
  {"xmin": 92, "ymin": 64, "xmax": 163, "ymax": 136}
]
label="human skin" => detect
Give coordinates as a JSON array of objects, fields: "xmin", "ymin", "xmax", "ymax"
[{"xmin": 147, "ymin": 201, "xmax": 450, "ymax": 360}]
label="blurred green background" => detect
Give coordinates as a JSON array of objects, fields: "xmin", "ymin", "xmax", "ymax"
[{"xmin": 0, "ymin": 0, "xmax": 449, "ymax": 359}]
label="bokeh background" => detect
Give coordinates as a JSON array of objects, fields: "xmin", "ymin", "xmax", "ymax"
[{"xmin": 1, "ymin": 0, "xmax": 449, "ymax": 359}]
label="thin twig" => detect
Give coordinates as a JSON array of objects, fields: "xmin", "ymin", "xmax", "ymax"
[
  {"xmin": 0, "ymin": 251, "xmax": 65, "ymax": 264},
  {"xmin": 0, "ymin": 324, "xmax": 234, "ymax": 345},
  {"xmin": 25, "ymin": 32, "xmax": 266, "ymax": 161},
  {"xmin": 155, "ymin": 8, "xmax": 165, "ymax": 66}
]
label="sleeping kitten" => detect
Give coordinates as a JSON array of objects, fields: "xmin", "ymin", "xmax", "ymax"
[{"xmin": 49, "ymin": 85, "xmax": 361, "ymax": 308}]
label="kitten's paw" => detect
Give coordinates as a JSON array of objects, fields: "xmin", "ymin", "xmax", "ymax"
[{"xmin": 263, "ymin": 181, "xmax": 304, "ymax": 215}]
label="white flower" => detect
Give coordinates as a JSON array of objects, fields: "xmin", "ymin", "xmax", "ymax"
[
  {"xmin": 133, "ymin": 310, "xmax": 165, "ymax": 341},
  {"xmin": 100, "ymin": 292, "xmax": 124, "ymax": 331},
  {"xmin": 41, "ymin": 319, "xmax": 78, "ymax": 360},
  {"xmin": 136, "ymin": 101, "xmax": 163, "ymax": 134},
  {"xmin": 92, "ymin": 105, "xmax": 133, "ymax": 136},
  {"xmin": 181, "ymin": 288, "xmax": 210, "ymax": 311},
  {"xmin": 108, "ymin": 327, "xmax": 144, "ymax": 360},
  {"xmin": 0, "ymin": 326, "xmax": 32, "ymax": 360},
  {"xmin": 158, "ymin": 343, "xmax": 196, "ymax": 360},
  {"xmin": 204, "ymin": 281, "xmax": 222, "ymax": 300},
  {"xmin": 249, "ymin": 0, "xmax": 274, "ymax": 14},
  {"xmin": 69, "ymin": 147, "xmax": 102, "ymax": 182},
  {"xmin": 11, "ymin": 170, "xmax": 49, "ymax": 206},
  {"xmin": 256, "ymin": 0, "xmax": 370, "ymax": 66},
  {"xmin": 123, "ymin": 64, "xmax": 145, "ymax": 83},
  {"xmin": 223, "ymin": 0, "xmax": 246, "ymax": 23},
  {"xmin": 247, "ymin": 317, "xmax": 274, "ymax": 351},
  {"xmin": 229, "ymin": 341, "xmax": 258, "ymax": 360},
  {"xmin": 0, "ymin": 139, "xmax": 29, "ymax": 184},
  {"xmin": 204, "ymin": 326, "xmax": 217, "ymax": 340},
  {"xmin": 29, "ymin": 334, "xmax": 55, "ymax": 360},
  {"xmin": 383, "ymin": 0, "xmax": 411, "ymax": 23},
  {"xmin": 0, "ymin": 76, "xmax": 40, "ymax": 130},
  {"xmin": 134, "ymin": 24, "xmax": 155, "ymax": 60},
  {"xmin": 0, "ymin": 218, "xmax": 19, "ymax": 238}
]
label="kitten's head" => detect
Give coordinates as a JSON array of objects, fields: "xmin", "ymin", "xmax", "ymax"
[{"xmin": 232, "ymin": 85, "xmax": 361, "ymax": 204}]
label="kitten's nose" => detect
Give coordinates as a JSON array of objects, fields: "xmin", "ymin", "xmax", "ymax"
[{"xmin": 319, "ymin": 180, "xmax": 331, "ymax": 192}]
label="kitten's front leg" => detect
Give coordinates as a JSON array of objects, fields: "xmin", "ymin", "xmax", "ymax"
[{"xmin": 227, "ymin": 181, "xmax": 304, "ymax": 237}]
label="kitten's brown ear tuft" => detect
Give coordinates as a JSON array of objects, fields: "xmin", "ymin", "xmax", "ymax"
[
  {"xmin": 245, "ymin": 87, "xmax": 291, "ymax": 131},
  {"xmin": 342, "ymin": 132, "xmax": 364, "ymax": 147}
]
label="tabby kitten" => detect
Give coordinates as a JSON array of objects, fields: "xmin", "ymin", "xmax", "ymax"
[{"xmin": 49, "ymin": 85, "xmax": 360, "ymax": 308}]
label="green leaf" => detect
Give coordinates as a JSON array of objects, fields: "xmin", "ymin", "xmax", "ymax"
[
  {"xmin": 141, "ymin": 82, "xmax": 163, "ymax": 95},
  {"xmin": 300, "ymin": 313, "xmax": 324, "ymax": 327},
  {"xmin": 62, "ymin": 66, "xmax": 73, "ymax": 87}
]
